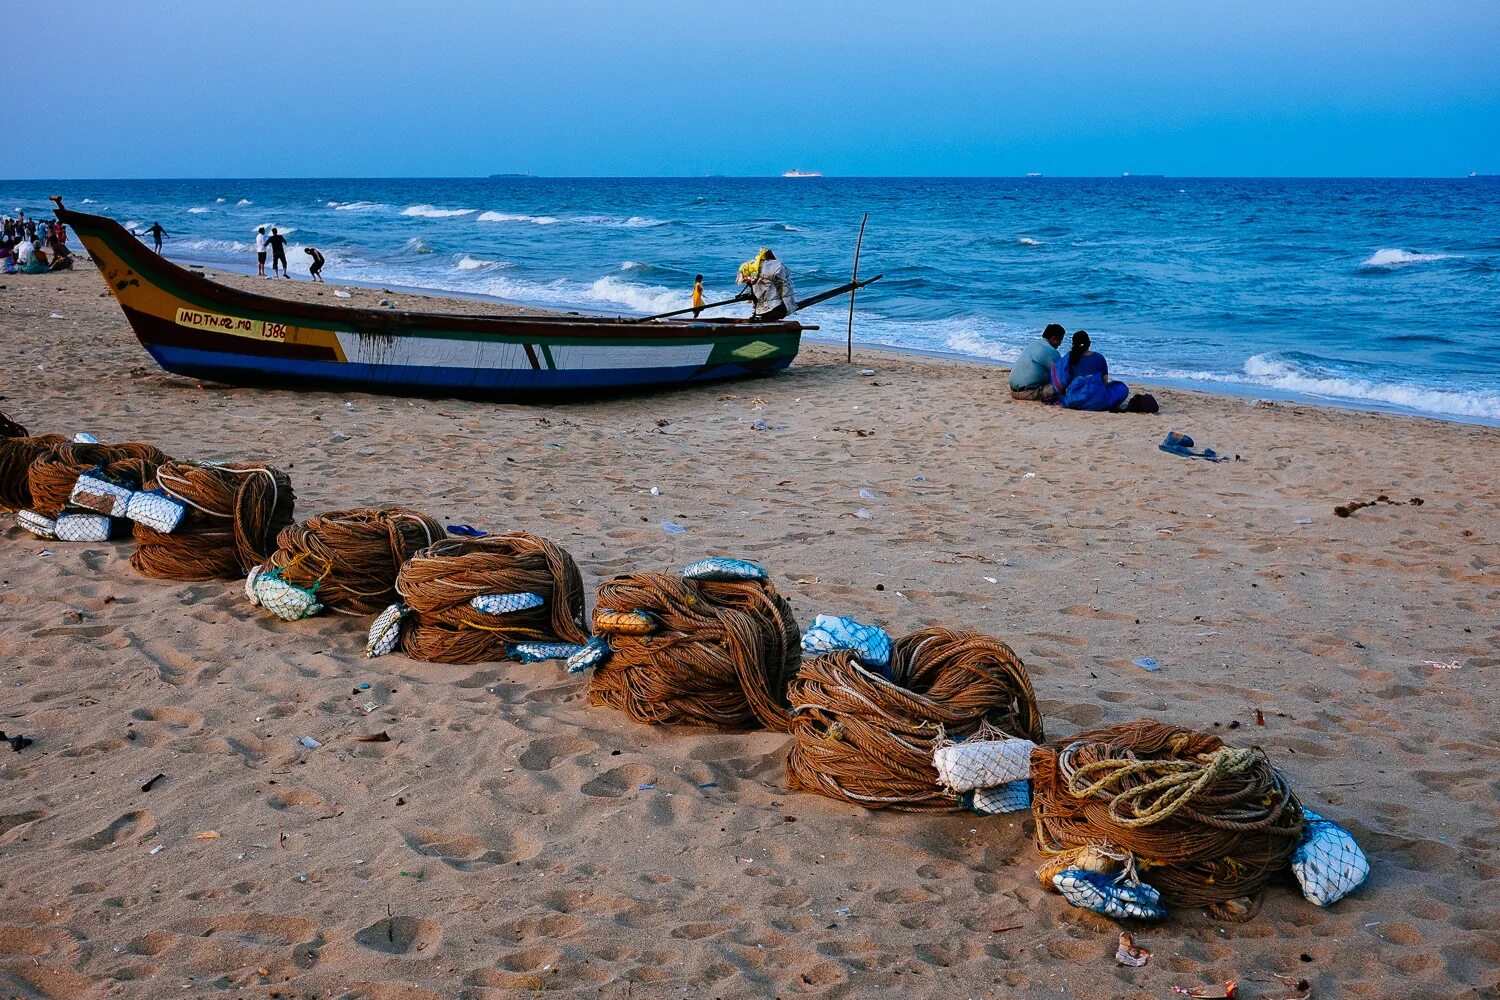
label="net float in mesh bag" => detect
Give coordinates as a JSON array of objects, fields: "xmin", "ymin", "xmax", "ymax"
[
  {"xmin": 934, "ymin": 726, "xmax": 1036, "ymax": 793},
  {"xmin": 801, "ymin": 614, "xmax": 893, "ymax": 676},
  {"xmin": 253, "ymin": 568, "xmax": 323, "ymax": 621},
  {"xmin": 366, "ymin": 602, "xmax": 411, "ymax": 658},
  {"xmin": 69, "ymin": 469, "xmax": 136, "ymax": 517},
  {"xmin": 682, "ymin": 557, "xmax": 769, "ymax": 583},
  {"xmin": 125, "ymin": 488, "xmax": 187, "ymax": 533},
  {"xmin": 469, "ymin": 592, "xmax": 545, "ymax": 615},
  {"xmin": 566, "ymin": 636, "xmax": 612, "ymax": 674},
  {"xmin": 510, "ymin": 641, "xmax": 587, "ymax": 664},
  {"xmin": 1291, "ymin": 808, "xmax": 1369, "ymax": 906},
  {"xmin": 244, "ymin": 565, "xmax": 262, "ymax": 606},
  {"xmin": 55, "ymin": 513, "xmax": 126, "ymax": 543},
  {"xmin": 16, "ymin": 510, "xmax": 57, "ymax": 539},
  {"xmin": 966, "ymin": 780, "xmax": 1032, "ymax": 815},
  {"xmin": 1051, "ymin": 868, "xmax": 1167, "ymax": 921}
]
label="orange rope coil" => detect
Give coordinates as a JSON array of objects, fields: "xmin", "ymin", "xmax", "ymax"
[
  {"xmin": 391, "ymin": 533, "xmax": 590, "ymax": 663},
  {"xmin": 260, "ymin": 507, "xmax": 444, "ymax": 616},
  {"xmin": 0, "ymin": 434, "xmax": 68, "ymax": 512},
  {"xmin": 130, "ymin": 461, "xmax": 295, "ymax": 581},
  {"xmin": 585, "ymin": 570, "xmax": 800, "ymax": 731},
  {"xmin": 26, "ymin": 441, "xmax": 169, "ymax": 518},
  {"xmin": 1029, "ymin": 719, "xmax": 1304, "ymax": 919},
  {"xmin": 785, "ymin": 627, "xmax": 1044, "ymax": 811}
]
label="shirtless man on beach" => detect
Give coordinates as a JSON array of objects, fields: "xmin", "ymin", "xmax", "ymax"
[
  {"xmin": 145, "ymin": 222, "xmax": 166, "ymax": 254},
  {"xmin": 305, "ymin": 247, "xmax": 325, "ymax": 282}
]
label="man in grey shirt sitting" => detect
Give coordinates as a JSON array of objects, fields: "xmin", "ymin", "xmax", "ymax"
[{"xmin": 1009, "ymin": 323, "xmax": 1065, "ymax": 401}]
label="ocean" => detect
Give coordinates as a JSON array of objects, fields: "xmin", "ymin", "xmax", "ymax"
[{"xmin": 10, "ymin": 177, "xmax": 1499, "ymax": 424}]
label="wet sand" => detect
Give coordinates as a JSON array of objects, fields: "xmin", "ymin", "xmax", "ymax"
[{"xmin": 1, "ymin": 265, "xmax": 1497, "ymax": 999}]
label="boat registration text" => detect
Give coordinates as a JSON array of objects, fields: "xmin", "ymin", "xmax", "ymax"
[{"xmin": 175, "ymin": 307, "xmax": 288, "ymax": 342}]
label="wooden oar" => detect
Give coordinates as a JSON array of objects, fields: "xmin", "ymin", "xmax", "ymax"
[
  {"xmin": 627, "ymin": 292, "xmax": 751, "ymax": 323},
  {"xmin": 794, "ymin": 273, "xmax": 883, "ymax": 311}
]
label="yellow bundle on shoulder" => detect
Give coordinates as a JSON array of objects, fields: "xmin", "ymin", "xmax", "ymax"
[{"xmin": 737, "ymin": 248, "xmax": 771, "ymax": 283}]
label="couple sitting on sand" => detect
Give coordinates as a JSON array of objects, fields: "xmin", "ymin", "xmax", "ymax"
[{"xmin": 1010, "ymin": 323, "xmax": 1151, "ymax": 412}]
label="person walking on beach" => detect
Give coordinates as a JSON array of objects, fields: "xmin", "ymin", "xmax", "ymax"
[
  {"xmin": 1010, "ymin": 323, "xmax": 1065, "ymax": 401},
  {"xmin": 304, "ymin": 246, "xmax": 325, "ymax": 282},
  {"xmin": 692, "ymin": 274, "xmax": 705, "ymax": 317},
  {"xmin": 267, "ymin": 227, "xmax": 289, "ymax": 278},
  {"xmin": 254, "ymin": 227, "xmax": 268, "ymax": 277},
  {"xmin": 145, "ymin": 222, "xmax": 166, "ymax": 253}
]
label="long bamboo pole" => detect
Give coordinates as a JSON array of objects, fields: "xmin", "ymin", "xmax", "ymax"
[{"xmin": 847, "ymin": 213, "xmax": 868, "ymax": 363}]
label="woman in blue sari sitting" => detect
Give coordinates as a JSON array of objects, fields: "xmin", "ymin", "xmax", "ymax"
[{"xmin": 1050, "ymin": 330, "xmax": 1130, "ymax": 412}]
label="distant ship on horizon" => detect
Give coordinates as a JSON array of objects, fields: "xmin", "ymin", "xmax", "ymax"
[{"xmin": 781, "ymin": 169, "xmax": 823, "ymax": 178}]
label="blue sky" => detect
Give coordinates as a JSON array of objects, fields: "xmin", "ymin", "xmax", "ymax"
[{"xmin": 14, "ymin": 1, "xmax": 1498, "ymax": 177}]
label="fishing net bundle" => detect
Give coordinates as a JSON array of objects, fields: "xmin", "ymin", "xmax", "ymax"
[
  {"xmin": 26, "ymin": 441, "xmax": 169, "ymax": 518},
  {"xmin": 255, "ymin": 507, "xmax": 444, "ymax": 617},
  {"xmin": 0, "ymin": 434, "xmax": 67, "ymax": 512},
  {"xmin": 1029, "ymin": 720, "xmax": 1308, "ymax": 921},
  {"xmin": 580, "ymin": 559, "xmax": 800, "ymax": 731},
  {"xmin": 130, "ymin": 461, "xmax": 295, "ymax": 581},
  {"xmin": 0, "ymin": 411, "xmax": 28, "ymax": 440},
  {"xmin": 785, "ymin": 626, "xmax": 1045, "ymax": 811},
  {"xmin": 367, "ymin": 533, "xmax": 590, "ymax": 664}
]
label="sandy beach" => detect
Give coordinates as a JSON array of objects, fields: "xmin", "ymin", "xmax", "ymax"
[{"xmin": 1, "ymin": 265, "xmax": 1497, "ymax": 999}]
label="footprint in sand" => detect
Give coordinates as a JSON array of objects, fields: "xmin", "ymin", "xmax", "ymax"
[
  {"xmin": 518, "ymin": 734, "xmax": 596, "ymax": 771},
  {"xmin": 70, "ymin": 810, "xmax": 156, "ymax": 851},
  {"xmin": 0, "ymin": 810, "xmax": 50, "ymax": 846},
  {"xmin": 580, "ymin": 763, "xmax": 656, "ymax": 798},
  {"xmin": 399, "ymin": 826, "xmax": 539, "ymax": 871},
  {"xmin": 354, "ymin": 916, "xmax": 443, "ymax": 956}
]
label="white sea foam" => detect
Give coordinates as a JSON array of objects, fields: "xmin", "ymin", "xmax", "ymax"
[
  {"xmin": 251, "ymin": 224, "xmax": 297, "ymax": 236},
  {"xmin": 1018, "ymin": 236, "xmax": 1041, "ymax": 246},
  {"xmin": 328, "ymin": 200, "xmax": 386, "ymax": 212},
  {"xmin": 402, "ymin": 204, "xmax": 477, "ymax": 218},
  {"xmin": 124, "ymin": 220, "xmax": 143, "ymax": 233},
  {"xmin": 1362, "ymin": 248, "xmax": 1460, "ymax": 267},
  {"xmin": 572, "ymin": 214, "xmax": 669, "ymax": 228},
  {"xmin": 476, "ymin": 210, "xmax": 559, "ymax": 225},
  {"xmin": 216, "ymin": 197, "xmax": 226, "ymax": 203},
  {"xmin": 456, "ymin": 254, "xmax": 508, "ymax": 271},
  {"xmin": 403, "ymin": 237, "xmax": 434, "ymax": 254},
  {"xmin": 236, "ymin": 198, "xmax": 253, "ymax": 206},
  {"xmin": 176, "ymin": 238, "xmax": 252, "ymax": 254},
  {"xmin": 187, "ymin": 207, "xmax": 210, "ymax": 214},
  {"xmin": 81, "ymin": 198, "xmax": 95, "ymax": 204},
  {"xmin": 942, "ymin": 328, "xmax": 1022, "ymax": 363}
]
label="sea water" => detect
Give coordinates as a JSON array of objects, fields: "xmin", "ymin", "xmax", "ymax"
[{"xmin": 10, "ymin": 176, "xmax": 1498, "ymax": 423}]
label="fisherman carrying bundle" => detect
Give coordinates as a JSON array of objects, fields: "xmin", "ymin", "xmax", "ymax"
[{"xmin": 738, "ymin": 248, "xmax": 797, "ymax": 321}]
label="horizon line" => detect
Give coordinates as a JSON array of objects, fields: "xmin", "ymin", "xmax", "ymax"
[{"xmin": 6, "ymin": 173, "xmax": 1495, "ymax": 184}]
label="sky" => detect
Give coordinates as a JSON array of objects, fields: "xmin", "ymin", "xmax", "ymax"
[{"xmin": 11, "ymin": 1, "xmax": 1498, "ymax": 178}]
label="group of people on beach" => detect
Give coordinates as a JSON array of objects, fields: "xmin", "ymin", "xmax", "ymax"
[
  {"xmin": 1010, "ymin": 323, "xmax": 1155, "ymax": 412},
  {"xmin": 253, "ymin": 227, "xmax": 324, "ymax": 282},
  {"xmin": 1, "ymin": 211, "xmax": 73, "ymax": 274}
]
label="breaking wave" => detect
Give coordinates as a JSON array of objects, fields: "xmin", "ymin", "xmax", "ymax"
[
  {"xmin": 1018, "ymin": 236, "xmax": 1041, "ymax": 246},
  {"xmin": 402, "ymin": 204, "xmax": 477, "ymax": 218},
  {"xmin": 403, "ymin": 237, "xmax": 434, "ymax": 254},
  {"xmin": 456, "ymin": 254, "xmax": 509, "ymax": 271},
  {"xmin": 187, "ymin": 207, "xmax": 210, "ymax": 214},
  {"xmin": 477, "ymin": 210, "xmax": 559, "ymax": 225},
  {"xmin": 1361, "ymin": 248, "xmax": 1460, "ymax": 268},
  {"xmin": 328, "ymin": 200, "xmax": 387, "ymax": 212},
  {"xmin": 236, "ymin": 199, "xmax": 253, "ymax": 206}
]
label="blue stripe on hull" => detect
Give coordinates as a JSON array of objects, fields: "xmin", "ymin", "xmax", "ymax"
[{"xmin": 147, "ymin": 345, "xmax": 791, "ymax": 394}]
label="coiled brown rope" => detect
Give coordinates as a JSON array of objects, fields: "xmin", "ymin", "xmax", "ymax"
[
  {"xmin": 262, "ymin": 507, "xmax": 443, "ymax": 615},
  {"xmin": 130, "ymin": 461, "xmax": 295, "ymax": 580},
  {"xmin": 1030, "ymin": 719, "xmax": 1304, "ymax": 919},
  {"xmin": 587, "ymin": 572, "xmax": 800, "ymax": 731},
  {"xmin": 0, "ymin": 434, "xmax": 68, "ymax": 511},
  {"xmin": 27, "ymin": 441, "xmax": 170, "ymax": 518},
  {"xmin": 393, "ymin": 533, "xmax": 590, "ymax": 663},
  {"xmin": 785, "ymin": 627, "xmax": 1044, "ymax": 811}
]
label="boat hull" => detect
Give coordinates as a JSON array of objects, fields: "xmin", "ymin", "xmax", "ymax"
[{"xmin": 57, "ymin": 207, "xmax": 803, "ymax": 398}]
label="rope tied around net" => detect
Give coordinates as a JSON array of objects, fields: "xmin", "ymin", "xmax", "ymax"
[
  {"xmin": 385, "ymin": 533, "xmax": 590, "ymax": 663},
  {"xmin": 130, "ymin": 461, "xmax": 295, "ymax": 581},
  {"xmin": 27, "ymin": 441, "xmax": 169, "ymax": 518},
  {"xmin": 259, "ymin": 507, "xmax": 444, "ymax": 616},
  {"xmin": 785, "ymin": 626, "xmax": 1044, "ymax": 811},
  {"xmin": 1030, "ymin": 720, "xmax": 1305, "ymax": 921},
  {"xmin": 583, "ymin": 561, "xmax": 800, "ymax": 731}
]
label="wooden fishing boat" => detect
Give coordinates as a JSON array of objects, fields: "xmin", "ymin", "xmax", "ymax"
[{"xmin": 53, "ymin": 200, "xmax": 816, "ymax": 397}]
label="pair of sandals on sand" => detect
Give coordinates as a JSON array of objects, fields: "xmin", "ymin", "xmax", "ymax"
[{"xmin": 1158, "ymin": 431, "xmax": 1231, "ymax": 462}]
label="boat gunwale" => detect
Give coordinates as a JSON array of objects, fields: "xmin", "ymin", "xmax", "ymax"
[{"xmin": 56, "ymin": 207, "xmax": 806, "ymax": 342}]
